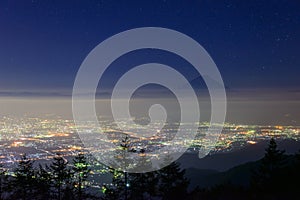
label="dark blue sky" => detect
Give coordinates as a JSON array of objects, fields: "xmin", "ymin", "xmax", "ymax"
[{"xmin": 0, "ymin": 0, "xmax": 300, "ymax": 92}]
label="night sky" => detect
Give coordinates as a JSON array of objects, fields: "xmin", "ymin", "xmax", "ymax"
[
  {"xmin": 0, "ymin": 0, "xmax": 300, "ymax": 124},
  {"xmin": 1, "ymin": 0, "xmax": 299, "ymax": 91}
]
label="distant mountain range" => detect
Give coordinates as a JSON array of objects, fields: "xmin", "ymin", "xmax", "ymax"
[{"xmin": 0, "ymin": 75, "xmax": 229, "ymax": 98}]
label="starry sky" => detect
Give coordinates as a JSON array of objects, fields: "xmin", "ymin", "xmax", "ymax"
[
  {"xmin": 0, "ymin": 0, "xmax": 300, "ymax": 125},
  {"xmin": 0, "ymin": 0, "xmax": 299, "ymax": 93}
]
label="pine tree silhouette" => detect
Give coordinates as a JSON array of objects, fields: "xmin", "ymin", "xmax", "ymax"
[
  {"xmin": 127, "ymin": 150, "xmax": 158, "ymax": 200},
  {"xmin": 72, "ymin": 152, "xmax": 91, "ymax": 199},
  {"xmin": 50, "ymin": 154, "xmax": 73, "ymax": 200},
  {"xmin": 11, "ymin": 154, "xmax": 37, "ymax": 200},
  {"xmin": 157, "ymin": 155, "xmax": 189, "ymax": 200},
  {"xmin": 103, "ymin": 134, "xmax": 132, "ymax": 200},
  {"xmin": 102, "ymin": 167, "xmax": 126, "ymax": 200},
  {"xmin": 103, "ymin": 135, "xmax": 190, "ymax": 200},
  {"xmin": 251, "ymin": 138, "xmax": 286, "ymax": 194},
  {"xmin": 36, "ymin": 164, "xmax": 52, "ymax": 200},
  {"xmin": 0, "ymin": 164, "xmax": 7, "ymax": 200}
]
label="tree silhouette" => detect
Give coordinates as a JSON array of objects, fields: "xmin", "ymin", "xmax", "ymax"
[
  {"xmin": 262, "ymin": 138, "xmax": 285, "ymax": 170},
  {"xmin": 120, "ymin": 134, "xmax": 130, "ymax": 200},
  {"xmin": 129, "ymin": 171, "xmax": 159, "ymax": 200},
  {"xmin": 103, "ymin": 133, "xmax": 191, "ymax": 200},
  {"xmin": 103, "ymin": 157, "xmax": 158, "ymax": 200},
  {"xmin": 102, "ymin": 134, "xmax": 133, "ymax": 200},
  {"xmin": 251, "ymin": 138, "xmax": 286, "ymax": 194},
  {"xmin": 0, "ymin": 164, "xmax": 7, "ymax": 200},
  {"xmin": 156, "ymin": 156, "xmax": 189, "ymax": 200},
  {"xmin": 103, "ymin": 152, "xmax": 190, "ymax": 200},
  {"xmin": 102, "ymin": 167, "xmax": 126, "ymax": 200},
  {"xmin": 295, "ymin": 149, "xmax": 300, "ymax": 163},
  {"xmin": 129, "ymin": 151, "xmax": 158, "ymax": 199},
  {"xmin": 50, "ymin": 154, "xmax": 73, "ymax": 200},
  {"xmin": 287, "ymin": 150, "xmax": 300, "ymax": 194},
  {"xmin": 72, "ymin": 152, "xmax": 91, "ymax": 199},
  {"xmin": 2, "ymin": 139, "xmax": 300, "ymax": 199},
  {"xmin": 35, "ymin": 164, "xmax": 52, "ymax": 200},
  {"xmin": 11, "ymin": 154, "xmax": 37, "ymax": 200}
]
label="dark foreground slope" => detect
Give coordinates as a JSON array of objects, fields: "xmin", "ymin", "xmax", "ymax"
[{"xmin": 179, "ymin": 139, "xmax": 300, "ymax": 171}]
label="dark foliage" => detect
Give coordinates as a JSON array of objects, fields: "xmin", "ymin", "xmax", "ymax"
[
  {"xmin": 187, "ymin": 138, "xmax": 300, "ymax": 200},
  {"xmin": 50, "ymin": 154, "xmax": 73, "ymax": 200},
  {"xmin": 102, "ymin": 160, "xmax": 189, "ymax": 200},
  {"xmin": 0, "ymin": 164, "xmax": 7, "ymax": 200},
  {"xmin": 10, "ymin": 154, "xmax": 38, "ymax": 200},
  {"xmin": 0, "ymin": 153, "xmax": 96, "ymax": 200},
  {"xmin": 1, "ymin": 138, "xmax": 300, "ymax": 200},
  {"xmin": 72, "ymin": 153, "xmax": 91, "ymax": 199},
  {"xmin": 102, "ymin": 135, "xmax": 189, "ymax": 200}
]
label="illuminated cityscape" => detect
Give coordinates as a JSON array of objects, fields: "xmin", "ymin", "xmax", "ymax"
[
  {"xmin": 1, "ymin": 0, "xmax": 300, "ymax": 199},
  {"xmin": 0, "ymin": 115, "xmax": 299, "ymax": 169}
]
